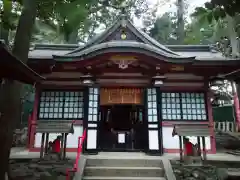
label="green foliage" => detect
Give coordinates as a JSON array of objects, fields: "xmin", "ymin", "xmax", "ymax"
[
  {"xmin": 191, "ymin": 6, "xmax": 227, "ymax": 25},
  {"xmin": 149, "ymin": 13, "xmax": 178, "ymax": 44},
  {"xmin": 184, "ymin": 14, "xmax": 224, "ymax": 45},
  {"xmin": 194, "ymin": 0, "xmax": 240, "ymax": 20},
  {"xmin": 208, "ymin": 0, "xmax": 240, "ymax": 16},
  {"xmin": 32, "ymin": 0, "xmax": 154, "ymax": 43}
]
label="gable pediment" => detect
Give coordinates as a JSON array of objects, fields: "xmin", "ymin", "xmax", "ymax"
[{"xmin": 102, "ymin": 25, "xmax": 144, "ymax": 43}]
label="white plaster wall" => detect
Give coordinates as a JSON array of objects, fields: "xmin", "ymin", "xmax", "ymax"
[
  {"xmin": 148, "ymin": 130, "xmax": 160, "ymax": 150},
  {"xmin": 86, "ymin": 129, "xmax": 97, "ymax": 149},
  {"xmin": 162, "ymin": 127, "xmax": 211, "ymax": 150},
  {"xmin": 34, "ymin": 126, "xmax": 83, "ymax": 148}
]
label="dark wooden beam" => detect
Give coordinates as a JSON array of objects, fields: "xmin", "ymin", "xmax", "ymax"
[
  {"xmin": 40, "ymin": 133, "xmax": 45, "ymax": 159},
  {"xmin": 43, "ymin": 77, "xmax": 204, "ymax": 83}
]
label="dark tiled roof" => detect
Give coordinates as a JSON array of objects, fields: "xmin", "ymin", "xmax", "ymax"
[
  {"xmin": 27, "ymin": 16, "xmax": 239, "ymax": 63},
  {"xmin": 54, "ymin": 41, "xmax": 195, "ymax": 63},
  {"xmin": 0, "ymin": 40, "xmax": 44, "ymax": 84},
  {"xmin": 32, "ymin": 43, "xmax": 80, "ymax": 50},
  {"xmin": 167, "ymin": 45, "xmax": 213, "ymax": 52},
  {"xmin": 28, "ymin": 42, "xmax": 239, "ymax": 62},
  {"xmin": 172, "ymin": 124, "xmax": 211, "ymax": 137},
  {"xmin": 36, "ymin": 120, "xmax": 74, "ymax": 133}
]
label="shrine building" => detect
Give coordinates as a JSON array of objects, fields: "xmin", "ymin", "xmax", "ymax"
[{"xmin": 27, "ymin": 15, "xmax": 240, "ymax": 155}]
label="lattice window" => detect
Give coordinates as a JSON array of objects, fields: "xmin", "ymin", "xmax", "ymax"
[
  {"xmin": 147, "ymin": 88, "xmax": 158, "ymax": 122},
  {"xmin": 162, "ymin": 93, "xmax": 181, "ymax": 120},
  {"xmin": 161, "ymin": 92, "xmax": 207, "ymax": 121},
  {"xmin": 38, "ymin": 91, "xmax": 84, "ymax": 120},
  {"xmin": 63, "ymin": 91, "xmax": 84, "ymax": 119},
  {"xmin": 88, "ymin": 88, "xmax": 99, "ymax": 122},
  {"xmin": 181, "ymin": 93, "xmax": 206, "ymax": 120}
]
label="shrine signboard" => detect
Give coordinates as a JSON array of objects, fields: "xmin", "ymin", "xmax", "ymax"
[{"xmin": 100, "ymin": 88, "xmax": 143, "ymax": 105}]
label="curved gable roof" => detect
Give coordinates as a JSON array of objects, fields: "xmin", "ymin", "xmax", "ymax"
[
  {"xmin": 53, "ymin": 15, "xmax": 195, "ymax": 62},
  {"xmin": 67, "ymin": 15, "xmax": 179, "ymax": 56}
]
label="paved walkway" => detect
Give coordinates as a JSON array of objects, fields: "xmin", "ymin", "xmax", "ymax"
[
  {"xmin": 85, "ymin": 152, "xmax": 240, "ymax": 162},
  {"xmin": 10, "ymin": 147, "xmax": 25, "ymax": 154},
  {"xmin": 10, "ymin": 148, "xmax": 240, "ymax": 162},
  {"xmin": 10, "ymin": 147, "xmax": 77, "ymax": 159},
  {"xmin": 164, "ymin": 153, "xmax": 240, "ymax": 162}
]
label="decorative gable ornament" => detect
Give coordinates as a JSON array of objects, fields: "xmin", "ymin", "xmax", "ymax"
[
  {"xmin": 110, "ymin": 55, "xmax": 137, "ymax": 69},
  {"xmin": 120, "ymin": 31, "xmax": 127, "ymax": 40}
]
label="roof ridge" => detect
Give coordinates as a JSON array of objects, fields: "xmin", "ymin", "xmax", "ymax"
[
  {"xmin": 33, "ymin": 43, "xmax": 80, "ymax": 50},
  {"xmin": 66, "ymin": 15, "xmax": 181, "ymax": 56}
]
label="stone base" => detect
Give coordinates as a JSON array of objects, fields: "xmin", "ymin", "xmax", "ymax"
[{"xmin": 184, "ymin": 156, "xmax": 202, "ymax": 165}]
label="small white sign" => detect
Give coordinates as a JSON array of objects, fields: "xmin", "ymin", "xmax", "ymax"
[{"xmin": 118, "ymin": 133, "xmax": 125, "ymax": 143}]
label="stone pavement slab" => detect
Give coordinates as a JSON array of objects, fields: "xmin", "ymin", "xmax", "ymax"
[{"xmin": 10, "ymin": 148, "xmax": 77, "ymax": 159}]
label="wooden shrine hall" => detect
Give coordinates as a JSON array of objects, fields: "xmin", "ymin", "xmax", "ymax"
[{"xmin": 26, "ymin": 14, "xmax": 240, "ymax": 155}]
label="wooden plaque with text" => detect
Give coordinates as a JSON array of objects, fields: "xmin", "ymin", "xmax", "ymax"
[{"xmin": 100, "ymin": 88, "xmax": 143, "ymax": 105}]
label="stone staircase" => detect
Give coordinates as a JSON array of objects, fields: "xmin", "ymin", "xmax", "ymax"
[
  {"xmin": 82, "ymin": 158, "xmax": 166, "ymax": 180},
  {"xmin": 215, "ymin": 131, "xmax": 240, "ymax": 149}
]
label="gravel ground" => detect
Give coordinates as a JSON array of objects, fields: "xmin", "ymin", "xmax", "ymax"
[
  {"xmin": 170, "ymin": 160, "xmax": 240, "ymax": 180},
  {"xmin": 9, "ymin": 156, "xmax": 75, "ymax": 180}
]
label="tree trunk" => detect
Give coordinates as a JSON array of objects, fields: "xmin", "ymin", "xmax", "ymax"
[
  {"xmin": 12, "ymin": 0, "xmax": 37, "ymax": 62},
  {"xmin": 226, "ymin": 14, "xmax": 239, "ymax": 57},
  {"xmin": 0, "ymin": 81, "xmax": 21, "ymax": 179},
  {"xmin": 177, "ymin": 0, "xmax": 184, "ymax": 44},
  {"xmin": 0, "ymin": 0, "xmax": 37, "ymax": 179},
  {"xmin": 67, "ymin": 30, "xmax": 78, "ymax": 44}
]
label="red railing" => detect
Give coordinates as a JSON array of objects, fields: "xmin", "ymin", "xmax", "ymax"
[
  {"xmin": 27, "ymin": 113, "xmax": 34, "ymax": 148},
  {"xmin": 66, "ymin": 128, "xmax": 87, "ymax": 180}
]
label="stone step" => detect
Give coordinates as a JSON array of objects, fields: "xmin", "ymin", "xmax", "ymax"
[
  {"xmin": 83, "ymin": 166, "xmax": 165, "ymax": 177},
  {"xmin": 83, "ymin": 176, "xmax": 166, "ymax": 180},
  {"xmin": 215, "ymin": 133, "xmax": 240, "ymax": 149},
  {"xmin": 86, "ymin": 159, "xmax": 162, "ymax": 167}
]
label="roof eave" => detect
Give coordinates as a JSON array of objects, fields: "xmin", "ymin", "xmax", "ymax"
[
  {"xmin": 0, "ymin": 42, "xmax": 45, "ymax": 84},
  {"xmin": 52, "ymin": 42, "xmax": 196, "ymax": 63}
]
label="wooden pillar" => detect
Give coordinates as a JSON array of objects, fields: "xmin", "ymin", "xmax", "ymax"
[
  {"xmin": 63, "ymin": 133, "xmax": 68, "ymax": 159},
  {"xmin": 197, "ymin": 136, "xmax": 201, "ymax": 156},
  {"xmin": 40, "ymin": 133, "xmax": 45, "ymax": 159},
  {"xmin": 60, "ymin": 133, "xmax": 64, "ymax": 159},
  {"xmin": 179, "ymin": 136, "xmax": 183, "ymax": 161},
  {"xmin": 44, "ymin": 133, "xmax": 49, "ymax": 154},
  {"xmin": 131, "ymin": 129, "xmax": 134, "ymax": 150},
  {"xmin": 202, "ymin": 136, "xmax": 207, "ymax": 160}
]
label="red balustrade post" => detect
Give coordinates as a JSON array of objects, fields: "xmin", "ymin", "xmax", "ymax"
[
  {"xmin": 27, "ymin": 114, "xmax": 32, "ymax": 148},
  {"xmin": 66, "ymin": 129, "xmax": 87, "ymax": 180}
]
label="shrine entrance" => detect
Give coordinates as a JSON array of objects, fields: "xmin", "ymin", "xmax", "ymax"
[
  {"xmin": 99, "ymin": 104, "xmax": 145, "ymax": 151},
  {"xmin": 99, "ymin": 88, "xmax": 146, "ymax": 151}
]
